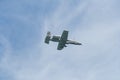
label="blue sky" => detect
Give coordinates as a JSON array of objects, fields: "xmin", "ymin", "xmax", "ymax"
[{"xmin": 0, "ymin": 0, "xmax": 120, "ymax": 80}]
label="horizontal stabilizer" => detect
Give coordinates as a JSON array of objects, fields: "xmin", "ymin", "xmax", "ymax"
[{"xmin": 45, "ymin": 31, "xmax": 51, "ymax": 44}]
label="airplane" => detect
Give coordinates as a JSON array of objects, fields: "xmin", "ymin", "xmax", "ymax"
[{"xmin": 44, "ymin": 30, "xmax": 82, "ymax": 50}]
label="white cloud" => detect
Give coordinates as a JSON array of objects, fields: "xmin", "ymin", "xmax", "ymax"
[{"xmin": 1, "ymin": 0, "xmax": 120, "ymax": 80}]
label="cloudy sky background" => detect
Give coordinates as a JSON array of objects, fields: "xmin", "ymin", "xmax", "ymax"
[{"xmin": 0, "ymin": 0, "xmax": 120, "ymax": 80}]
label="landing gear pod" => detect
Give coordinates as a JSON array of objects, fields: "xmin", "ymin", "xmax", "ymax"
[{"xmin": 45, "ymin": 31, "xmax": 51, "ymax": 44}]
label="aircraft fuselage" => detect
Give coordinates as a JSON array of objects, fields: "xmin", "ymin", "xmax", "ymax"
[{"xmin": 45, "ymin": 30, "xmax": 82, "ymax": 50}]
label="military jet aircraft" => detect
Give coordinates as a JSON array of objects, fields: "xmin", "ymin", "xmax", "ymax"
[{"xmin": 45, "ymin": 30, "xmax": 82, "ymax": 50}]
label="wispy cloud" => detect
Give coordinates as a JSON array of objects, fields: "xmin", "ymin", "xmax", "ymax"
[{"xmin": 0, "ymin": 0, "xmax": 120, "ymax": 80}]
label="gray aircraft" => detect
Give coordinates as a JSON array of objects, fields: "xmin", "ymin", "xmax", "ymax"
[{"xmin": 45, "ymin": 30, "xmax": 82, "ymax": 50}]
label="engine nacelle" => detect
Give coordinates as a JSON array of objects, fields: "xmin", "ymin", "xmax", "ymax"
[{"xmin": 51, "ymin": 36, "xmax": 60, "ymax": 42}]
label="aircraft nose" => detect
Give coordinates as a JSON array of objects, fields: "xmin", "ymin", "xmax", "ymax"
[{"xmin": 78, "ymin": 43, "xmax": 82, "ymax": 45}]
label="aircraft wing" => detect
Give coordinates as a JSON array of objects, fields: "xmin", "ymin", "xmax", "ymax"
[{"xmin": 57, "ymin": 30, "xmax": 68, "ymax": 50}]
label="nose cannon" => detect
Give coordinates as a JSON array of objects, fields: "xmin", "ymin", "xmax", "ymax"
[{"xmin": 74, "ymin": 42, "xmax": 82, "ymax": 45}]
